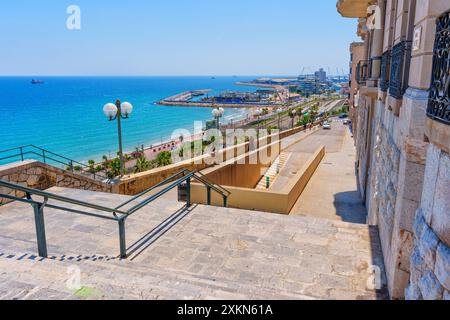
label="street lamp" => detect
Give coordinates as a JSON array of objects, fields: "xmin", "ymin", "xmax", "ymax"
[
  {"xmin": 103, "ymin": 99, "xmax": 133, "ymax": 177},
  {"xmin": 277, "ymin": 107, "xmax": 283, "ymax": 130},
  {"xmin": 290, "ymin": 109, "xmax": 297, "ymax": 129},
  {"xmin": 212, "ymin": 107, "xmax": 224, "ymax": 129},
  {"xmin": 254, "ymin": 108, "xmax": 262, "ymax": 132}
]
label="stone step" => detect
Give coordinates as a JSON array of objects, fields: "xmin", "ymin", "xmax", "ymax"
[
  {"xmin": 0, "ymin": 251, "xmax": 317, "ymax": 300},
  {"xmin": 0, "ymin": 187, "xmax": 388, "ymax": 300},
  {"xmin": 256, "ymin": 152, "xmax": 291, "ymax": 190}
]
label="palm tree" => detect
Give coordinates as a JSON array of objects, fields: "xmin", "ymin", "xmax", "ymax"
[
  {"xmin": 156, "ymin": 151, "xmax": 172, "ymax": 167},
  {"xmin": 134, "ymin": 156, "xmax": 151, "ymax": 173},
  {"xmin": 88, "ymin": 159, "xmax": 96, "ymax": 174}
]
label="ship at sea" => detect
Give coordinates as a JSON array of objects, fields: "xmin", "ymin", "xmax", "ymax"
[{"xmin": 31, "ymin": 79, "xmax": 45, "ymax": 84}]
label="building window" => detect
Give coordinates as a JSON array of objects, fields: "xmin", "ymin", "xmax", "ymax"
[
  {"xmin": 389, "ymin": 41, "xmax": 412, "ymax": 99},
  {"xmin": 356, "ymin": 60, "xmax": 370, "ymax": 85},
  {"xmin": 380, "ymin": 50, "xmax": 391, "ymax": 92},
  {"xmin": 427, "ymin": 11, "xmax": 450, "ymax": 125}
]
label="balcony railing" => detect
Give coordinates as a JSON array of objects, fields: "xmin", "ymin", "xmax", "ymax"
[
  {"xmin": 389, "ymin": 41, "xmax": 412, "ymax": 99},
  {"xmin": 380, "ymin": 50, "xmax": 391, "ymax": 92},
  {"xmin": 356, "ymin": 60, "xmax": 370, "ymax": 85},
  {"xmin": 427, "ymin": 11, "xmax": 450, "ymax": 125}
]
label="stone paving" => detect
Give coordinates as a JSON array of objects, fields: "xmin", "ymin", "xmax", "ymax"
[
  {"xmin": 289, "ymin": 122, "xmax": 368, "ymax": 224},
  {"xmin": 0, "ymin": 187, "xmax": 388, "ymax": 299}
]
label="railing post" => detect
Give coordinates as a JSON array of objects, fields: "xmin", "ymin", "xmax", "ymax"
[
  {"xmin": 32, "ymin": 203, "xmax": 48, "ymax": 258},
  {"xmin": 118, "ymin": 218, "xmax": 127, "ymax": 259},
  {"xmin": 42, "ymin": 149, "xmax": 46, "ymax": 164},
  {"xmin": 69, "ymin": 160, "xmax": 73, "ymax": 172},
  {"xmin": 186, "ymin": 177, "xmax": 191, "ymax": 207},
  {"xmin": 223, "ymin": 195, "xmax": 228, "ymax": 208},
  {"xmin": 206, "ymin": 186, "xmax": 211, "ymax": 205},
  {"xmin": 20, "ymin": 147, "xmax": 24, "ymax": 161}
]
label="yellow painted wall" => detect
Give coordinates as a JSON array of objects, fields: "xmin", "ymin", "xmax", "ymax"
[{"xmin": 191, "ymin": 146, "xmax": 325, "ymax": 214}]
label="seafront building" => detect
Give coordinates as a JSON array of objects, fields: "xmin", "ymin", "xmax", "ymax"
[{"xmin": 337, "ymin": 0, "xmax": 449, "ymax": 299}]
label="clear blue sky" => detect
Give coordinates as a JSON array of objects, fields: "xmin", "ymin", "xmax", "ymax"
[{"xmin": 0, "ymin": 0, "xmax": 359, "ymax": 76}]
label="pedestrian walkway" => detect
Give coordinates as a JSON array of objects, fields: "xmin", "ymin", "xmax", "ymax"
[{"xmin": 289, "ymin": 125, "xmax": 367, "ymax": 224}]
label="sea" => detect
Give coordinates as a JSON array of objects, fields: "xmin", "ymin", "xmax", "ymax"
[{"xmin": 0, "ymin": 76, "xmax": 261, "ymax": 163}]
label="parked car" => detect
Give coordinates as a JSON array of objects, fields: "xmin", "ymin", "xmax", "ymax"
[
  {"xmin": 343, "ymin": 119, "xmax": 349, "ymax": 125},
  {"xmin": 322, "ymin": 122, "xmax": 331, "ymax": 130}
]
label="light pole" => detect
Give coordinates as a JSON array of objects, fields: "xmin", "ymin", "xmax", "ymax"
[
  {"xmin": 103, "ymin": 99, "xmax": 133, "ymax": 177},
  {"xmin": 289, "ymin": 108, "xmax": 297, "ymax": 129},
  {"xmin": 277, "ymin": 107, "xmax": 283, "ymax": 130},
  {"xmin": 254, "ymin": 108, "xmax": 263, "ymax": 133},
  {"xmin": 212, "ymin": 107, "xmax": 224, "ymax": 130}
]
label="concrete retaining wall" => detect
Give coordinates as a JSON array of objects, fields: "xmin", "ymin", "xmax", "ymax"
[{"xmin": 191, "ymin": 146, "xmax": 325, "ymax": 214}]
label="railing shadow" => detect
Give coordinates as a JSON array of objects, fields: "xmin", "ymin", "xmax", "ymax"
[{"xmin": 126, "ymin": 204, "xmax": 198, "ymax": 261}]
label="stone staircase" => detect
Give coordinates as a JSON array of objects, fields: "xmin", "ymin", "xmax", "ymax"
[
  {"xmin": 0, "ymin": 187, "xmax": 389, "ymax": 300},
  {"xmin": 256, "ymin": 152, "xmax": 291, "ymax": 190}
]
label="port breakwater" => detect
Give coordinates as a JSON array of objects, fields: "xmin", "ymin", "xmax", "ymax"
[{"xmin": 156, "ymin": 88, "xmax": 285, "ymax": 109}]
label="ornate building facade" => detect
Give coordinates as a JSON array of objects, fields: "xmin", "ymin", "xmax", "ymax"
[{"xmin": 337, "ymin": 0, "xmax": 449, "ymax": 299}]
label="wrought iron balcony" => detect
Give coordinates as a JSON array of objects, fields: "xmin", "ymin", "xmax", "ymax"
[
  {"xmin": 356, "ymin": 60, "xmax": 370, "ymax": 85},
  {"xmin": 380, "ymin": 50, "xmax": 391, "ymax": 92},
  {"xmin": 427, "ymin": 11, "xmax": 450, "ymax": 125},
  {"xmin": 389, "ymin": 41, "xmax": 412, "ymax": 99}
]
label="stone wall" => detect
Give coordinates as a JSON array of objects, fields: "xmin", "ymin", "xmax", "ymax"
[
  {"xmin": 0, "ymin": 160, "xmax": 113, "ymax": 205},
  {"xmin": 406, "ymin": 144, "xmax": 450, "ymax": 300},
  {"xmin": 339, "ymin": 0, "xmax": 449, "ymax": 300}
]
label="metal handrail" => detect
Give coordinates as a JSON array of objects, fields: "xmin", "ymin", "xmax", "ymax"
[
  {"xmin": 0, "ymin": 145, "xmax": 109, "ymax": 181},
  {"xmin": 0, "ymin": 167, "xmax": 230, "ymax": 259},
  {"xmin": 125, "ymin": 172, "xmax": 196, "ymax": 216},
  {"xmin": 114, "ymin": 168, "xmax": 190, "ymax": 210},
  {"xmin": 193, "ymin": 171, "xmax": 231, "ymax": 196},
  {"xmin": 0, "ymin": 180, "xmax": 127, "ymax": 217}
]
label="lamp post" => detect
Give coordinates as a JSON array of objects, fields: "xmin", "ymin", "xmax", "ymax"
[
  {"xmin": 254, "ymin": 108, "xmax": 262, "ymax": 132},
  {"xmin": 212, "ymin": 107, "xmax": 224, "ymax": 130},
  {"xmin": 277, "ymin": 107, "xmax": 283, "ymax": 130},
  {"xmin": 103, "ymin": 99, "xmax": 133, "ymax": 177},
  {"xmin": 290, "ymin": 109, "xmax": 297, "ymax": 129}
]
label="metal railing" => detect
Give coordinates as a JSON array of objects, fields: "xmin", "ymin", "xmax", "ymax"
[
  {"xmin": 389, "ymin": 41, "xmax": 412, "ymax": 100},
  {"xmin": 0, "ymin": 168, "xmax": 230, "ymax": 259},
  {"xmin": 356, "ymin": 60, "xmax": 370, "ymax": 85},
  {"xmin": 0, "ymin": 145, "xmax": 110, "ymax": 182},
  {"xmin": 380, "ymin": 50, "xmax": 391, "ymax": 92},
  {"xmin": 427, "ymin": 10, "xmax": 450, "ymax": 125}
]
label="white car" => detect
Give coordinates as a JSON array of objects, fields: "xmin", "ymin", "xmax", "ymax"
[
  {"xmin": 322, "ymin": 122, "xmax": 331, "ymax": 130},
  {"xmin": 343, "ymin": 119, "xmax": 349, "ymax": 125}
]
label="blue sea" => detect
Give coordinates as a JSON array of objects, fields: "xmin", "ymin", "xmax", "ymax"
[{"xmin": 0, "ymin": 76, "xmax": 259, "ymax": 163}]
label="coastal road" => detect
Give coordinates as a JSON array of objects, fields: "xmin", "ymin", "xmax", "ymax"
[{"xmin": 252, "ymin": 99, "xmax": 344, "ymax": 131}]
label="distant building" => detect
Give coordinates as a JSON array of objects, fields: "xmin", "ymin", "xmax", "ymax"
[
  {"xmin": 314, "ymin": 68, "xmax": 327, "ymax": 83},
  {"xmin": 297, "ymin": 74, "xmax": 320, "ymax": 96}
]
